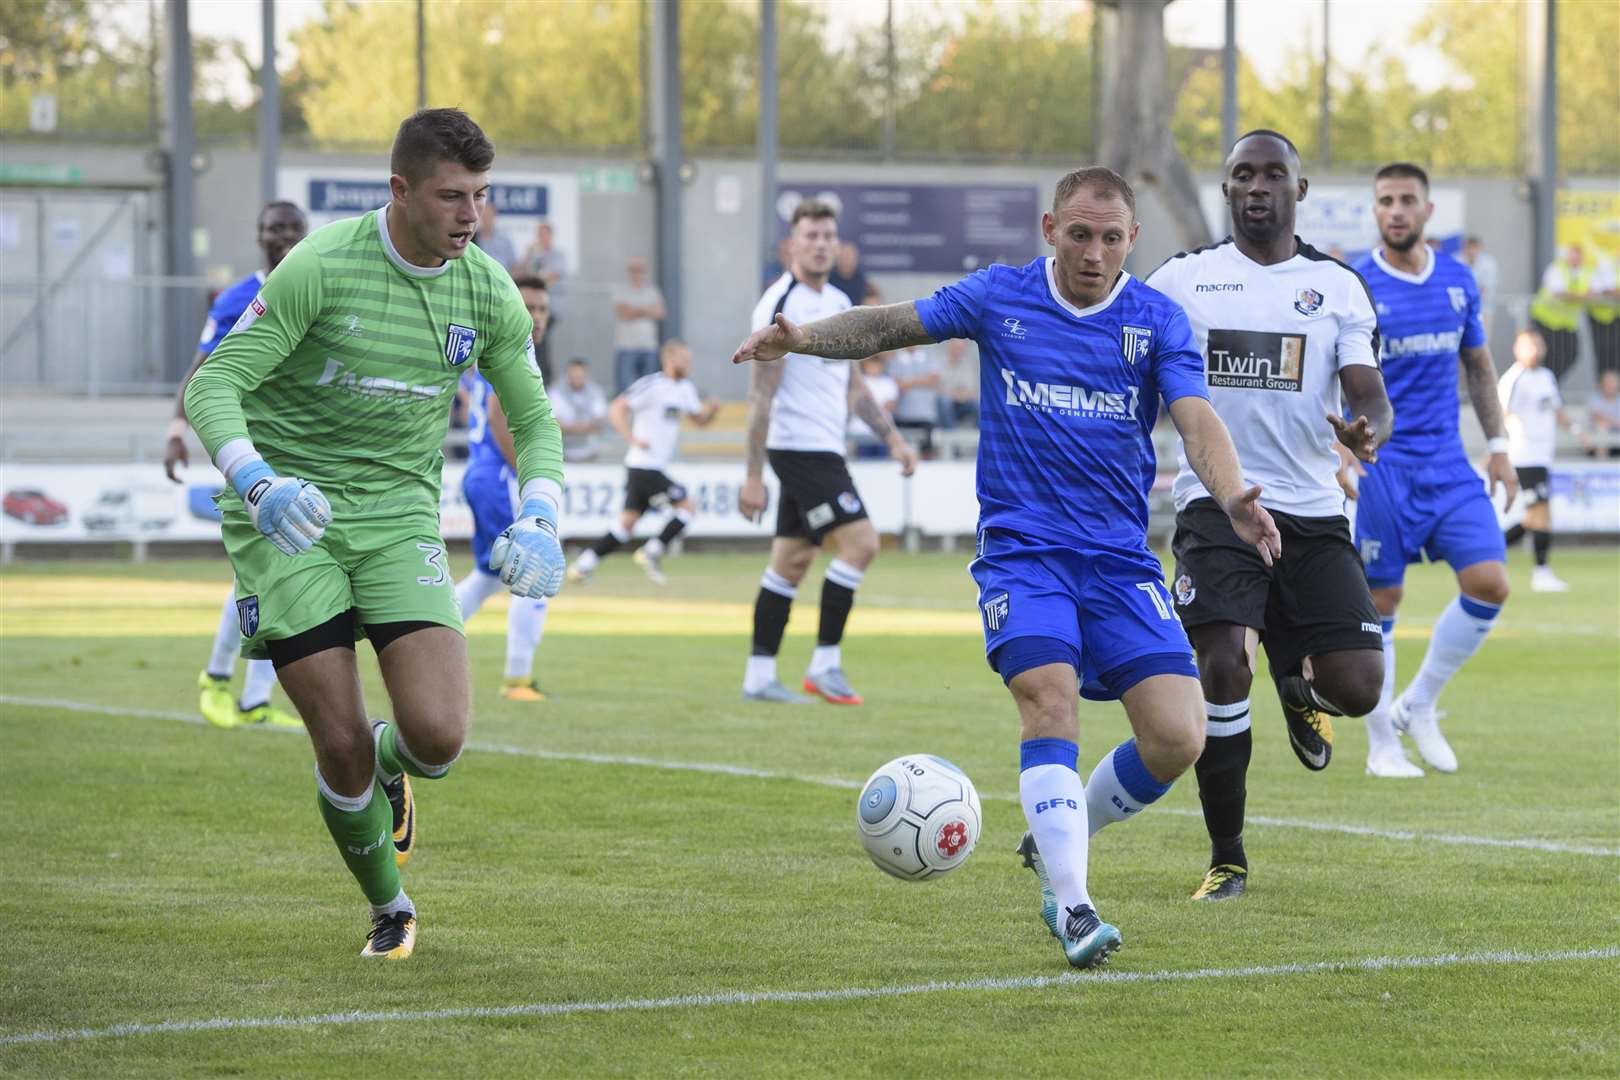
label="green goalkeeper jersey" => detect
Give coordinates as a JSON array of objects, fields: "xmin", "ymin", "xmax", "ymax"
[{"xmin": 185, "ymin": 207, "xmax": 562, "ymax": 514}]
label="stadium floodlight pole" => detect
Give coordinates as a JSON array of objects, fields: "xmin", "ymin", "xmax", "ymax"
[
  {"xmin": 760, "ymin": 0, "xmax": 778, "ymax": 278},
  {"xmin": 416, "ymin": 0, "xmax": 426, "ymax": 108},
  {"xmin": 1527, "ymin": 0, "xmax": 1558, "ymax": 280},
  {"xmin": 653, "ymin": 0, "xmax": 683, "ymax": 339},
  {"xmin": 259, "ymin": 0, "xmax": 279, "ymax": 207},
  {"xmin": 1319, "ymin": 0, "xmax": 1331, "ymax": 168},
  {"xmin": 163, "ymin": 0, "xmax": 197, "ymax": 384},
  {"xmin": 1221, "ymin": 0, "xmax": 1236, "ymax": 153}
]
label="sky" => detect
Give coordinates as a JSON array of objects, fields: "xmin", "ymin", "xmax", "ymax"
[{"xmin": 175, "ymin": 0, "xmax": 1453, "ymax": 105}]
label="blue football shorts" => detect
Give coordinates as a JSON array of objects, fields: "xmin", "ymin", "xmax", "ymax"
[
  {"xmin": 462, "ymin": 463, "xmax": 518, "ymax": 575},
  {"xmin": 1354, "ymin": 456, "xmax": 1506, "ymax": 588},
  {"xmin": 970, "ymin": 527, "xmax": 1196, "ymax": 701}
]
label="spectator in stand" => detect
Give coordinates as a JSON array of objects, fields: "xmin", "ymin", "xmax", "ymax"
[
  {"xmin": 551, "ymin": 358, "xmax": 611, "ymax": 463},
  {"xmin": 1588, "ymin": 369, "xmax": 1620, "ymax": 459},
  {"xmin": 612, "ymin": 256, "xmax": 668, "ymax": 393},
  {"xmin": 938, "ymin": 337, "xmax": 980, "ymax": 430},
  {"xmin": 473, "ymin": 200, "xmax": 517, "ymax": 271},
  {"xmin": 848, "ymin": 354, "xmax": 899, "ymax": 459},
  {"xmin": 1461, "ymin": 235, "xmax": 1499, "ymax": 337},
  {"xmin": 1530, "ymin": 245, "xmax": 1595, "ymax": 382},
  {"xmin": 889, "ymin": 342, "xmax": 941, "ymax": 457},
  {"xmin": 1587, "ymin": 250, "xmax": 1620, "ymax": 376},
  {"xmin": 829, "ymin": 241, "xmax": 869, "ymax": 309},
  {"xmin": 519, "ymin": 221, "xmax": 567, "ymax": 381}
]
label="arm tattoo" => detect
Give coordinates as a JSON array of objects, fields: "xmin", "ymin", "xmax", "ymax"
[
  {"xmin": 744, "ymin": 361, "xmax": 785, "ymax": 478},
  {"xmin": 1462, "ymin": 345, "xmax": 1507, "ymax": 440},
  {"xmin": 801, "ymin": 302, "xmax": 936, "ymax": 359},
  {"xmin": 849, "ymin": 374, "xmax": 896, "ymax": 442}
]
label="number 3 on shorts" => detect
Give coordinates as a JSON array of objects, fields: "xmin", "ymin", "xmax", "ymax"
[
  {"xmin": 1136, "ymin": 581, "xmax": 1177, "ymax": 622},
  {"xmin": 416, "ymin": 543, "xmax": 447, "ymax": 586}
]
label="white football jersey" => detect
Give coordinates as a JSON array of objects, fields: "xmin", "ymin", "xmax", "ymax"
[
  {"xmin": 1147, "ymin": 238, "xmax": 1379, "ymax": 519},
  {"xmin": 753, "ymin": 273, "xmax": 853, "ymax": 454},
  {"xmin": 622, "ymin": 371, "xmax": 704, "ymax": 471},
  {"xmin": 1498, "ymin": 363, "xmax": 1561, "ymax": 468}
]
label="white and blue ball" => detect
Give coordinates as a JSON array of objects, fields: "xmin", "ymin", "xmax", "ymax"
[{"xmin": 855, "ymin": 755, "xmax": 982, "ymax": 880}]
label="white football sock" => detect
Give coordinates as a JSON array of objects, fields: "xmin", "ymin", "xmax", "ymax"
[
  {"xmin": 239, "ymin": 659, "xmax": 277, "ymax": 710},
  {"xmin": 641, "ymin": 537, "xmax": 666, "ymax": 558},
  {"xmin": 743, "ymin": 655, "xmax": 778, "ymax": 693},
  {"xmin": 1364, "ymin": 617, "xmax": 1403, "ymax": 756},
  {"xmin": 207, "ymin": 590, "xmax": 241, "ymax": 678},
  {"xmin": 807, "ymin": 644, "xmax": 841, "ymax": 676},
  {"xmin": 504, "ymin": 597, "xmax": 548, "ymax": 680},
  {"xmin": 1020, "ymin": 760, "xmax": 1092, "ymax": 916},
  {"xmin": 1084, "ymin": 738, "xmax": 1172, "ymax": 835},
  {"xmin": 455, "ymin": 569, "xmax": 505, "ymax": 622},
  {"xmin": 575, "ymin": 548, "xmax": 600, "ymax": 573},
  {"xmin": 1404, "ymin": 595, "xmax": 1500, "ymax": 711}
]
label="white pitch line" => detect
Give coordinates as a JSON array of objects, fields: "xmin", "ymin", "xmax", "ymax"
[
  {"xmin": 2, "ymin": 946, "xmax": 1615, "ymax": 1049},
  {"xmin": 3, "ymin": 695, "xmax": 1615, "ymax": 858}
]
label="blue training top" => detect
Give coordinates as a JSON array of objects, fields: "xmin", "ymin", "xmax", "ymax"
[
  {"xmin": 1352, "ymin": 247, "xmax": 1485, "ymax": 465},
  {"xmin": 196, "ymin": 271, "xmax": 265, "ymax": 355},
  {"xmin": 460, "ymin": 369, "xmax": 511, "ymax": 478},
  {"xmin": 915, "ymin": 258, "xmax": 1208, "ymax": 554}
]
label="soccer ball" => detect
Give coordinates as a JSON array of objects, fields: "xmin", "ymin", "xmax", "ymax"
[{"xmin": 855, "ymin": 755, "xmax": 982, "ymax": 880}]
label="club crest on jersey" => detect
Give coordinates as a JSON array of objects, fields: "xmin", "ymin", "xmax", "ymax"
[
  {"xmin": 1293, "ymin": 288, "xmax": 1324, "ymax": 316},
  {"xmin": 1447, "ymin": 286, "xmax": 1467, "ymax": 313},
  {"xmin": 236, "ymin": 595, "xmax": 260, "ymax": 638},
  {"xmin": 982, "ymin": 592, "xmax": 1010, "ymax": 632},
  {"xmin": 1173, "ymin": 573, "xmax": 1196, "ymax": 606},
  {"xmin": 1121, "ymin": 325, "xmax": 1152, "ymax": 365},
  {"xmin": 444, "ymin": 323, "xmax": 478, "ymax": 367}
]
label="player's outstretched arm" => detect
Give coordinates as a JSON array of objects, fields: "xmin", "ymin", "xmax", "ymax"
[
  {"xmin": 1330, "ymin": 364, "xmax": 1395, "ymax": 464},
  {"xmin": 731, "ymin": 302, "xmax": 937, "ymax": 364},
  {"xmin": 1463, "ymin": 344, "xmax": 1518, "ymax": 509},
  {"xmin": 1169, "ymin": 396, "xmax": 1283, "ymax": 566}
]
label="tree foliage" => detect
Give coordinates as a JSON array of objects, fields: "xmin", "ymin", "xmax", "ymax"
[{"xmin": 0, "ymin": 0, "xmax": 1613, "ymax": 175}]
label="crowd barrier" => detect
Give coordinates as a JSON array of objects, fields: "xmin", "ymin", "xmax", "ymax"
[{"xmin": 3, "ymin": 459, "xmax": 1616, "ymax": 560}]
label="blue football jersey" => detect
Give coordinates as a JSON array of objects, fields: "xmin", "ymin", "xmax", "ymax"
[
  {"xmin": 915, "ymin": 258, "xmax": 1208, "ymax": 553},
  {"xmin": 196, "ymin": 271, "xmax": 265, "ymax": 355},
  {"xmin": 1353, "ymin": 248, "xmax": 1485, "ymax": 464},
  {"xmin": 461, "ymin": 369, "xmax": 511, "ymax": 477}
]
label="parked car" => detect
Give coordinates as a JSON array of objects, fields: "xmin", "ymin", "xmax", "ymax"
[
  {"xmin": 3, "ymin": 488, "xmax": 69, "ymax": 526},
  {"xmin": 82, "ymin": 485, "xmax": 175, "ymax": 534}
]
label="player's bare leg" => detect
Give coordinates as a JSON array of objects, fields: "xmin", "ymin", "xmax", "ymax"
[
  {"xmin": 1009, "ymin": 662, "xmax": 1120, "ymax": 968},
  {"xmin": 274, "ymin": 635, "xmax": 415, "ymax": 958},
  {"xmin": 744, "ymin": 538, "xmax": 816, "ymax": 703},
  {"xmin": 1391, "ymin": 560, "xmax": 1509, "ymax": 773},
  {"xmin": 803, "ymin": 519, "xmax": 879, "ymax": 704}
]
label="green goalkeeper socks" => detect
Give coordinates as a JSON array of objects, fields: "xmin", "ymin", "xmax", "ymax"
[{"xmin": 316, "ymin": 774, "xmax": 401, "ymax": 906}]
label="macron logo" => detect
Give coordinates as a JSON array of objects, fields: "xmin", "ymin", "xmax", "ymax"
[
  {"xmin": 1000, "ymin": 368, "xmax": 1138, "ymax": 420},
  {"xmin": 1195, "ymin": 283, "xmax": 1244, "ymax": 293}
]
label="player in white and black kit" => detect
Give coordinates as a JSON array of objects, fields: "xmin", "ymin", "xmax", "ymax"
[
  {"xmin": 1500, "ymin": 328, "xmax": 1590, "ymax": 593},
  {"xmin": 569, "ymin": 339, "xmax": 719, "ymax": 585},
  {"xmin": 739, "ymin": 200, "xmax": 919, "ymax": 704},
  {"xmin": 1147, "ymin": 130, "xmax": 1393, "ymax": 901}
]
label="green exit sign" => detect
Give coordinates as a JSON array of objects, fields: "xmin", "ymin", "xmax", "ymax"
[{"xmin": 578, "ymin": 167, "xmax": 637, "ymax": 194}]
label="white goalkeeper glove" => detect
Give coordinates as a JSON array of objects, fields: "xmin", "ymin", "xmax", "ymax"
[
  {"xmin": 489, "ymin": 497, "xmax": 564, "ymax": 599},
  {"xmin": 232, "ymin": 460, "xmax": 332, "ymax": 556}
]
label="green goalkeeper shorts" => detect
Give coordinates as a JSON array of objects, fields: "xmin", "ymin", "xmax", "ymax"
[{"xmin": 222, "ymin": 507, "xmax": 464, "ymax": 660}]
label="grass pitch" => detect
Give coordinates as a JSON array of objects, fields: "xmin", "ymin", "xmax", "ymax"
[{"xmin": 1, "ymin": 546, "xmax": 1616, "ymax": 1077}]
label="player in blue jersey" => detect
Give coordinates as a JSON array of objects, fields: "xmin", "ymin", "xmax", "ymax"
[
  {"xmin": 452, "ymin": 275, "xmax": 555, "ymax": 702},
  {"xmin": 164, "ymin": 201, "xmax": 308, "ymax": 729},
  {"xmin": 1351, "ymin": 163, "xmax": 1516, "ymax": 778},
  {"xmin": 733, "ymin": 167, "xmax": 1280, "ymax": 969}
]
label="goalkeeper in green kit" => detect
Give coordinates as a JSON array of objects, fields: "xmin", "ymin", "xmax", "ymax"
[{"xmin": 185, "ymin": 109, "xmax": 565, "ymax": 960}]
